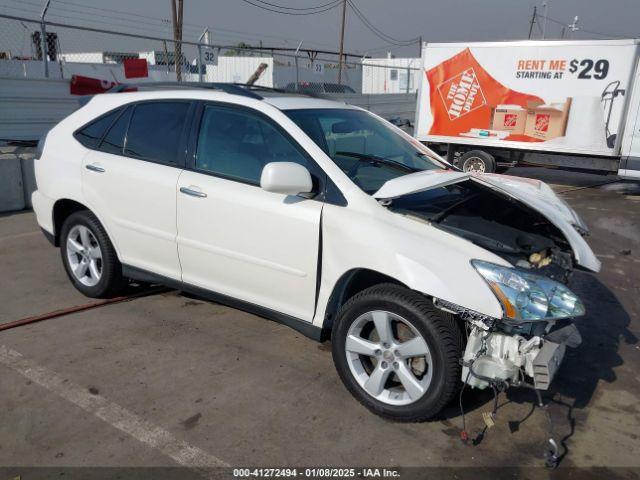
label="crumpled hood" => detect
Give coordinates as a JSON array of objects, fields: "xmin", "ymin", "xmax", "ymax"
[{"xmin": 373, "ymin": 170, "xmax": 601, "ymax": 272}]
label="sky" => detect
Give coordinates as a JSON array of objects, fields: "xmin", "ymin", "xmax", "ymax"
[{"xmin": 1, "ymin": 0, "xmax": 639, "ymax": 58}]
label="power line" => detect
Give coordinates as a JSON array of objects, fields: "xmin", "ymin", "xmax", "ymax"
[
  {"xmin": 536, "ymin": 13, "xmax": 633, "ymax": 39},
  {"xmin": 237, "ymin": 0, "xmax": 342, "ymax": 15},
  {"xmin": 366, "ymin": 42, "xmax": 414, "ymax": 55},
  {"xmin": 3, "ymin": 9, "xmax": 426, "ymax": 71},
  {"xmin": 51, "ymin": 0, "xmax": 325, "ymax": 43},
  {"xmin": 346, "ymin": 0, "xmax": 419, "ymax": 46},
  {"xmin": 0, "ymin": 0, "xmax": 340, "ymax": 50},
  {"xmin": 0, "ymin": 3, "xmax": 179, "ymax": 38},
  {"xmin": 241, "ymin": 0, "xmax": 342, "ymax": 11},
  {"xmin": 0, "ymin": 0, "xmax": 332, "ymax": 47},
  {"xmin": 0, "ymin": 9, "xmax": 370, "ymax": 61},
  {"xmin": 2, "ymin": 0, "xmax": 176, "ymax": 33}
]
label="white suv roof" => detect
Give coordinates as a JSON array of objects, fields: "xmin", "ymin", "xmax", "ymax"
[
  {"xmin": 262, "ymin": 95, "xmax": 357, "ymax": 111},
  {"xmin": 102, "ymin": 83, "xmax": 358, "ymax": 112}
]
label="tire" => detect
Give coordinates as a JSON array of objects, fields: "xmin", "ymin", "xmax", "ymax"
[
  {"xmin": 60, "ymin": 210, "xmax": 126, "ymax": 298},
  {"xmin": 459, "ymin": 150, "xmax": 496, "ymax": 173},
  {"xmin": 331, "ymin": 284, "xmax": 463, "ymax": 422}
]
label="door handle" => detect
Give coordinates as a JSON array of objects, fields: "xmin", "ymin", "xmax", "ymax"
[
  {"xmin": 85, "ymin": 163, "xmax": 105, "ymax": 173},
  {"xmin": 180, "ymin": 186, "xmax": 207, "ymax": 198}
]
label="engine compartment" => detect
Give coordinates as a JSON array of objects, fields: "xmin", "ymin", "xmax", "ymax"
[{"xmin": 390, "ymin": 180, "xmax": 575, "ymax": 282}]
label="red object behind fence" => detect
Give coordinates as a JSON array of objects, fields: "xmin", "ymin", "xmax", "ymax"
[{"xmin": 124, "ymin": 58, "xmax": 149, "ymax": 78}]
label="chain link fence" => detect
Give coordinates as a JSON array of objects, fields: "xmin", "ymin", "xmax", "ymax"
[
  {"xmin": 1, "ymin": 12, "xmax": 422, "ymax": 140},
  {"xmin": 0, "ymin": 13, "xmax": 422, "ymax": 95}
]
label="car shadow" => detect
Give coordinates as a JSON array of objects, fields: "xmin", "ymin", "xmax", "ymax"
[{"xmin": 435, "ymin": 271, "xmax": 635, "ymax": 462}]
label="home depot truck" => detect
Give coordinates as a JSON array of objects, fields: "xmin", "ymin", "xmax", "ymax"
[{"xmin": 413, "ymin": 39, "xmax": 640, "ymax": 179}]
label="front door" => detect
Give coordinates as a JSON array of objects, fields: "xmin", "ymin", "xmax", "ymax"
[{"xmin": 176, "ymin": 103, "xmax": 323, "ymax": 321}]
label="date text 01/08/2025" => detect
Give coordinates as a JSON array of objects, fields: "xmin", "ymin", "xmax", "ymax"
[{"xmin": 232, "ymin": 468, "xmax": 401, "ymax": 478}]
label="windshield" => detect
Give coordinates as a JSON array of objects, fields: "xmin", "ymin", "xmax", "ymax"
[{"xmin": 284, "ymin": 108, "xmax": 446, "ymax": 194}]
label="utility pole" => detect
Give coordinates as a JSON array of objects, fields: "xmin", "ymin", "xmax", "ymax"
[
  {"xmin": 197, "ymin": 27, "xmax": 209, "ymax": 83},
  {"xmin": 541, "ymin": 0, "xmax": 549, "ymax": 39},
  {"xmin": 170, "ymin": 0, "xmax": 184, "ymax": 81},
  {"xmin": 40, "ymin": 0, "xmax": 51, "ymax": 78},
  {"xmin": 337, "ymin": 0, "xmax": 347, "ymax": 85},
  {"xmin": 528, "ymin": 6, "xmax": 537, "ymax": 39},
  {"xmin": 294, "ymin": 40, "xmax": 303, "ymax": 92}
]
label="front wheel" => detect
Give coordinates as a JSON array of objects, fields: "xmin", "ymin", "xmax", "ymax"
[
  {"xmin": 331, "ymin": 284, "xmax": 463, "ymax": 422},
  {"xmin": 60, "ymin": 210, "xmax": 126, "ymax": 298}
]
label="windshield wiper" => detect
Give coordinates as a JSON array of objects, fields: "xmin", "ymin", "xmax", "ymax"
[
  {"xmin": 335, "ymin": 151, "xmax": 420, "ymax": 173},
  {"xmin": 429, "ymin": 193, "xmax": 479, "ymax": 223}
]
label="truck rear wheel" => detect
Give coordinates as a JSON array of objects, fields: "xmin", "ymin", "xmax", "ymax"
[{"xmin": 459, "ymin": 150, "xmax": 496, "ymax": 173}]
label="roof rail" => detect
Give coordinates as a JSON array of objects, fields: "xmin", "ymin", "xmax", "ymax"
[
  {"xmin": 231, "ymin": 83, "xmax": 287, "ymax": 94},
  {"xmin": 234, "ymin": 83, "xmax": 323, "ymax": 98},
  {"xmin": 107, "ymin": 81, "xmax": 264, "ymax": 100},
  {"xmin": 106, "ymin": 81, "xmax": 319, "ymax": 100}
]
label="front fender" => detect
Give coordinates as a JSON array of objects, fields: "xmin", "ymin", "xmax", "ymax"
[{"xmin": 313, "ymin": 202, "xmax": 505, "ymax": 327}]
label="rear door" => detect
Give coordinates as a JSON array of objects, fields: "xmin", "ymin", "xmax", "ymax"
[
  {"xmin": 176, "ymin": 102, "xmax": 324, "ymax": 321},
  {"xmin": 81, "ymin": 100, "xmax": 193, "ymax": 280}
]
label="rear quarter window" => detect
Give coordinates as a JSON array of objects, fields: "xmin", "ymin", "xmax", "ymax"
[
  {"xmin": 98, "ymin": 107, "xmax": 132, "ymax": 155},
  {"xmin": 73, "ymin": 108, "xmax": 121, "ymax": 149}
]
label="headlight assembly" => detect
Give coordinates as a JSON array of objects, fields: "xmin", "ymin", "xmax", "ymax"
[{"xmin": 471, "ymin": 260, "xmax": 585, "ymax": 322}]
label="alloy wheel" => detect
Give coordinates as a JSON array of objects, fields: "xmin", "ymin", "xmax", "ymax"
[
  {"xmin": 66, "ymin": 225, "xmax": 103, "ymax": 287},
  {"xmin": 345, "ymin": 310, "xmax": 433, "ymax": 406}
]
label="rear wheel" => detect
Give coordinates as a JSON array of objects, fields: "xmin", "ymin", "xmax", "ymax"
[
  {"xmin": 331, "ymin": 284, "xmax": 463, "ymax": 422},
  {"xmin": 459, "ymin": 150, "xmax": 496, "ymax": 173},
  {"xmin": 60, "ymin": 210, "xmax": 126, "ymax": 298}
]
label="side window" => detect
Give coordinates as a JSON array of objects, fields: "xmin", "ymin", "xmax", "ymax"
[
  {"xmin": 98, "ymin": 107, "xmax": 132, "ymax": 155},
  {"xmin": 74, "ymin": 109, "xmax": 120, "ymax": 149},
  {"xmin": 318, "ymin": 115, "xmax": 401, "ymax": 160},
  {"xmin": 196, "ymin": 105, "xmax": 311, "ymax": 185},
  {"xmin": 124, "ymin": 102, "xmax": 189, "ymax": 165}
]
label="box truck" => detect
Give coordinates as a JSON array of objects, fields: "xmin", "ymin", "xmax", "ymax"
[{"xmin": 413, "ymin": 39, "xmax": 640, "ymax": 179}]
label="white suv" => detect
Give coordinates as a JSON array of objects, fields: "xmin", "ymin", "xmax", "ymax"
[{"xmin": 33, "ymin": 85, "xmax": 599, "ymax": 421}]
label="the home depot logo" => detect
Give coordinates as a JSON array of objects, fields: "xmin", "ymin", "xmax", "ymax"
[
  {"xmin": 503, "ymin": 114, "xmax": 518, "ymax": 128},
  {"xmin": 535, "ymin": 114, "xmax": 550, "ymax": 133},
  {"xmin": 437, "ymin": 67, "xmax": 486, "ymax": 120}
]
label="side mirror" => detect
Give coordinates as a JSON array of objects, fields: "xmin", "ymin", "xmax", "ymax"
[{"xmin": 260, "ymin": 162, "xmax": 313, "ymax": 196}]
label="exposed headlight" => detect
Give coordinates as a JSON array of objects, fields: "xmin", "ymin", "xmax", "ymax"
[{"xmin": 471, "ymin": 260, "xmax": 585, "ymax": 322}]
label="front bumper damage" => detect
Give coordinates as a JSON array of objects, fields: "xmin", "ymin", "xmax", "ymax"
[
  {"xmin": 434, "ymin": 297, "xmax": 582, "ymax": 467},
  {"xmin": 461, "ymin": 321, "xmax": 582, "ymax": 391},
  {"xmin": 433, "ymin": 297, "xmax": 582, "ymax": 390},
  {"xmin": 532, "ymin": 323, "xmax": 582, "ymax": 389}
]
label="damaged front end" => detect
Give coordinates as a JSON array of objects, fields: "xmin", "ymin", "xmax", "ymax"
[
  {"xmin": 434, "ymin": 295, "xmax": 583, "ymax": 392},
  {"xmin": 374, "ymin": 171, "xmax": 595, "ymax": 391},
  {"xmin": 374, "ymin": 171, "xmax": 594, "ymax": 464},
  {"xmin": 434, "ymin": 293, "xmax": 582, "ymax": 466}
]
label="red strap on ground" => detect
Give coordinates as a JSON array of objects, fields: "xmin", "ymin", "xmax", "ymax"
[{"xmin": 0, "ymin": 287, "xmax": 170, "ymax": 332}]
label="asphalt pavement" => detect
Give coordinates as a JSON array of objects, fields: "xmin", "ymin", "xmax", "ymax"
[{"xmin": 0, "ymin": 168, "xmax": 638, "ymax": 477}]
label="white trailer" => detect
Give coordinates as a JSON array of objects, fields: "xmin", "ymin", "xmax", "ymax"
[
  {"xmin": 414, "ymin": 39, "xmax": 640, "ymax": 179},
  {"xmin": 361, "ymin": 57, "xmax": 420, "ymax": 94}
]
